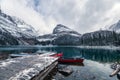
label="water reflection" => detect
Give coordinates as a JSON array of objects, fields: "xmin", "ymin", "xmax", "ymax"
[
  {"xmin": 0, "ymin": 46, "xmax": 120, "ymax": 63},
  {"xmin": 59, "ymin": 63, "xmax": 84, "ymax": 67},
  {"xmin": 40, "ymin": 47, "xmax": 120, "ymax": 63}
]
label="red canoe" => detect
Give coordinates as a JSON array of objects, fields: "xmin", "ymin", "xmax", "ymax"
[
  {"xmin": 58, "ymin": 58, "xmax": 84, "ymax": 63},
  {"xmin": 51, "ymin": 53, "xmax": 63, "ymax": 57}
]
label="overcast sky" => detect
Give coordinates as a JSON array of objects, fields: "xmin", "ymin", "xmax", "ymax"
[{"xmin": 1, "ymin": 0, "xmax": 120, "ymax": 34}]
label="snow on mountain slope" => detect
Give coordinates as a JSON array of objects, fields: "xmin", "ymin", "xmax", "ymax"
[
  {"xmin": 38, "ymin": 24, "xmax": 120, "ymax": 46},
  {"xmin": 12, "ymin": 17, "xmax": 38, "ymax": 38},
  {"xmin": 0, "ymin": 11, "xmax": 38, "ymax": 38},
  {"xmin": 109, "ymin": 20, "xmax": 120, "ymax": 33},
  {"xmin": 53, "ymin": 24, "xmax": 73, "ymax": 33},
  {"xmin": 53, "ymin": 24, "xmax": 81, "ymax": 36},
  {"xmin": 38, "ymin": 24, "xmax": 81, "ymax": 45},
  {"xmin": 0, "ymin": 10, "xmax": 39, "ymax": 45}
]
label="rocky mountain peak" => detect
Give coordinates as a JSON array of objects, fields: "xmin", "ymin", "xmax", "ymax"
[
  {"xmin": 53, "ymin": 24, "xmax": 81, "ymax": 35},
  {"xmin": 53, "ymin": 24, "xmax": 72, "ymax": 34}
]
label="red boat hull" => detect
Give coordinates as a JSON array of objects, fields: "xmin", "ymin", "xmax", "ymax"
[{"xmin": 58, "ymin": 58, "xmax": 84, "ymax": 63}]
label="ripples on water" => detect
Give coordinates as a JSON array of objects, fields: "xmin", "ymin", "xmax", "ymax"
[{"xmin": 0, "ymin": 46, "xmax": 120, "ymax": 80}]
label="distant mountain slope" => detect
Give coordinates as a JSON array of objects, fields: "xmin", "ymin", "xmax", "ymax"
[
  {"xmin": 38, "ymin": 24, "xmax": 81, "ymax": 45},
  {"xmin": 0, "ymin": 11, "xmax": 37, "ymax": 38},
  {"xmin": 80, "ymin": 30, "xmax": 120, "ymax": 46},
  {"xmin": 109, "ymin": 20, "xmax": 120, "ymax": 33},
  {"xmin": 0, "ymin": 10, "xmax": 38, "ymax": 45},
  {"xmin": 38, "ymin": 24, "xmax": 120, "ymax": 46}
]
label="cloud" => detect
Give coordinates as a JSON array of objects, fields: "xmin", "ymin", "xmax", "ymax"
[
  {"xmin": 1, "ymin": 0, "xmax": 120, "ymax": 34},
  {"xmin": 0, "ymin": 0, "xmax": 51, "ymax": 35},
  {"xmin": 33, "ymin": 0, "xmax": 120, "ymax": 33},
  {"xmin": 81, "ymin": 0, "xmax": 120, "ymax": 32}
]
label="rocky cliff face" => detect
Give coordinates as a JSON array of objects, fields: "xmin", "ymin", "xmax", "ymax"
[
  {"xmin": 0, "ymin": 10, "xmax": 38, "ymax": 45},
  {"xmin": 80, "ymin": 30, "xmax": 120, "ymax": 46}
]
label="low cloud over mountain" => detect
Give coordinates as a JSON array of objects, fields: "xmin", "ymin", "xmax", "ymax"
[{"xmin": 1, "ymin": 0, "xmax": 120, "ymax": 34}]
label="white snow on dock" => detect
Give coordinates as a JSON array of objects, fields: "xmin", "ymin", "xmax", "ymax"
[
  {"xmin": 0, "ymin": 60, "xmax": 18, "ymax": 68},
  {"xmin": 0, "ymin": 52, "xmax": 58, "ymax": 80}
]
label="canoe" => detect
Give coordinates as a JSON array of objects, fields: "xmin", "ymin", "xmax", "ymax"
[
  {"xmin": 50, "ymin": 53, "xmax": 63, "ymax": 57},
  {"xmin": 58, "ymin": 58, "xmax": 84, "ymax": 63}
]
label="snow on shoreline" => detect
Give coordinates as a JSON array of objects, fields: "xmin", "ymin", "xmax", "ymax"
[
  {"xmin": 77, "ymin": 46, "xmax": 120, "ymax": 50},
  {"xmin": 44, "ymin": 45, "xmax": 120, "ymax": 50}
]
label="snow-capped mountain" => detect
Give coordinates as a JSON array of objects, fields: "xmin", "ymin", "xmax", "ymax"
[
  {"xmin": 0, "ymin": 11, "xmax": 37, "ymax": 38},
  {"xmin": 109, "ymin": 20, "xmax": 120, "ymax": 33},
  {"xmin": 0, "ymin": 10, "xmax": 38, "ymax": 45},
  {"xmin": 53, "ymin": 24, "xmax": 80, "ymax": 35},
  {"xmin": 0, "ymin": 9, "xmax": 120, "ymax": 46},
  {"xmin": 38, "ymin": 24, "xmax": 81, "ymax": 45},
  {"xmin": 38, "ymin": 24, "xmax": 120, "ymax": 46}
]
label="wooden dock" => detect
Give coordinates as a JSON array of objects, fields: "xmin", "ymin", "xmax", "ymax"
[{"xmin": 0, "ymin": 53, "xmax": 58, "ymax": 80}]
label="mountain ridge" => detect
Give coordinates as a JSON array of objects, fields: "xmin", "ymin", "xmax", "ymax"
[
  {"xmin": 0, "ymin": 9, "xmax": 120, "ymax": 46},
  {"xmin": 0, "ymin": 10, "xmax": 39, "ymax": 45},
  {"xmin": 38, "ymin": 24, "xmax": 120, "ymax": 46}
]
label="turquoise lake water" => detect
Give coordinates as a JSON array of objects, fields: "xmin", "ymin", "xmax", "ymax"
[{"xmin": 0, "ymin": 46, "xmax": 120, "ymax": 80}]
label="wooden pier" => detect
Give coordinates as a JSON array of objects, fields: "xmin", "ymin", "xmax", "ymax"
[{"xmin": 0, "ymin": 53, "xmax": 58, "ymax": 80}]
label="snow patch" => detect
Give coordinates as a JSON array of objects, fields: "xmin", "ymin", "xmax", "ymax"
[
  {"xmin": 0, "ymin": 60, "xmax": 17, "ymax": 68},
  {"xmin": 9, "ymin": 68, "xmax": 39, "ymax": 80}
]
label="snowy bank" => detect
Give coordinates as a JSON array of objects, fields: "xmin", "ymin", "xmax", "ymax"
[{"xmin": 77, "ymin": 46, "xmax": 120, "ymax": 50}]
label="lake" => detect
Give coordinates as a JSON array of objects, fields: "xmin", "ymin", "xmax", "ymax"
[{"xmin": 0, "ymin": 45, "xmax": 120, "ymax": 80}]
